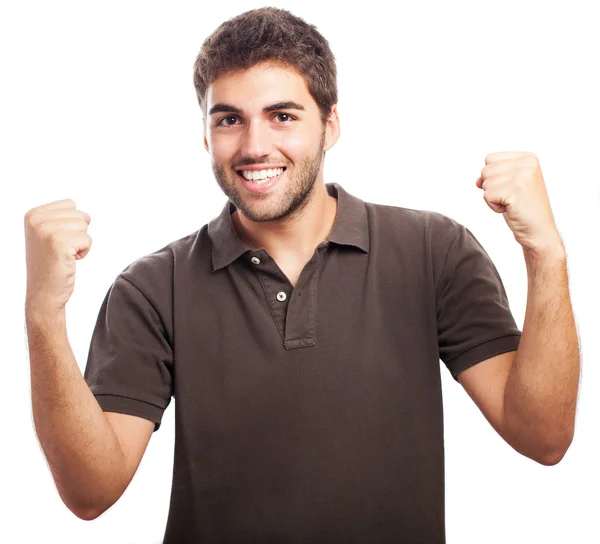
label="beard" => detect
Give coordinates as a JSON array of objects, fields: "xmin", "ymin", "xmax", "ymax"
[{"xmin": 212, "ymin": 127, "xmax": 326, "ymax": 223}]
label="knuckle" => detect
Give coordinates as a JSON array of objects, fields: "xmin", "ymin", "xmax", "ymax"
[
  {"xmin": 525, "ymin": 155, "xmax": 538, "ymax": 167},
  {"xmin": 40, "ymin": 223, "xmax": 62, "ymax": 243},
  {"xmin": 24, "ymin": 210, "xmax": 37, "ymax": 227},
  {"xmin": 37, "ymin": 221, "xmax": 52, "ymax": 236}
]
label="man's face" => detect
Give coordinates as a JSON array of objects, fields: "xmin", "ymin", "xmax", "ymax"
[{"xmin": 204, "ymin": 62, "xmax": 338, "ymax": 223}]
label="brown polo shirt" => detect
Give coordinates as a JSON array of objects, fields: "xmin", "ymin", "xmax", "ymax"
[{"xmin": 84, "ymin": 182, "xmax": 522, "ymax": 543}]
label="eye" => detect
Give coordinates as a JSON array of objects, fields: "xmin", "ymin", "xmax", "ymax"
[
  {"xmin": 215, "ymin": 113, "xmax": 296, "ymax": 127},
  {"xmin": 216, "ymin": 115, "xmax": 239, "ymax": 127},
  {"xmin": 275, "ymin": 112, "xmax": 295, "ymax": 123}
]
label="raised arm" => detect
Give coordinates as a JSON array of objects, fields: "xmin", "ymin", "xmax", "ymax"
[{"xmin": 24, "ymin": 200, "xmax": 152, "ymax": 519}]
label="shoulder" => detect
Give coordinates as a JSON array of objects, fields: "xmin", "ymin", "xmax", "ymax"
[
  {"xmin": 364, "ymin": 200, "xmax": 464, "ymax": 251},
  {"xmin": 117, "ymin": 227, "xmax": 206, "ymax": 296}
]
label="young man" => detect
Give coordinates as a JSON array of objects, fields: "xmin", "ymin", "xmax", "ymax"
[{"xmin": 25, "ymin": 7, "xmax": 578, "ymax": 544}]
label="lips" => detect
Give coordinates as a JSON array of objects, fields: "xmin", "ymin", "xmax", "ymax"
[{"xmin": 236, "ymin": 168, "xmax": 286, "ymax": 194}]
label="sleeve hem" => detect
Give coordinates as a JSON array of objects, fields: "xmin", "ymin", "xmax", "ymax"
[
  {"xmin": 445, "ymin": 334, "xmax": 522, "ymax": 382},
  {"xmin": 94, "ymin": 393, "xmax": 166, "ymax": 432}
]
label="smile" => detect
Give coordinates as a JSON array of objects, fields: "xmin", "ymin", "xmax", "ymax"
[{"xmin": 236, "ymin": 167, "xmax": 286, "ymax": 193}]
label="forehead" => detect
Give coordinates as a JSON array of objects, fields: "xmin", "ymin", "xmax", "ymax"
[{"xmin": 206, "ymin": 62, "xmax": 315, "ymax": 112}]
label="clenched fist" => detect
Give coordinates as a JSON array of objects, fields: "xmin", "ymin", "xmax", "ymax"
[{"xmin": 24, "ymin": 199, "xmax": 92, "ymax": 313}]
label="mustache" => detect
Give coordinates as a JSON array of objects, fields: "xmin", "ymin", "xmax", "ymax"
[{"xmin": 232, "ymin": 161, "xmax": 287, "ymax": 169}]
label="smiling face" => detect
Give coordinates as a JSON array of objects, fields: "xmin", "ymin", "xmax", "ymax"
[{"xmin": 204, "ymin": 61, "xmax": 339, "ymax": 223}]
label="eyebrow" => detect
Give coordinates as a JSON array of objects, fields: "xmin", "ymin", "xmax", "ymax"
[{"xmin": 208, "ymin": 101, "xmax": 306, "ymax": 116}]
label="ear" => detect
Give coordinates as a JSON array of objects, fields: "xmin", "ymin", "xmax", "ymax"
[
  {"xmin": 324, "ymin": 104, "xmax": 340, "ymax": 152},
  {"xmin": 203, "ymin": 122, "xmax": 209, "ymax": 153}
]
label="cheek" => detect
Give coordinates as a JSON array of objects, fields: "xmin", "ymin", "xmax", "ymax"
[
  {"xmin": 208, "ymin": 135, "xmax": 237, "ymax": 165},
  {"xmin": 277, "ymin": 132, "xmax": 310, "ymax": 158}
]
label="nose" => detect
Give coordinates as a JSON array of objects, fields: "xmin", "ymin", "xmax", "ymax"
[{"xmin": 239, "ymin": 119, "xmax": 273, "ymax": 159}]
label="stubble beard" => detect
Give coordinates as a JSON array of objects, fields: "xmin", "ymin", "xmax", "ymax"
[{"xmin": 212, "ymin": 128, "xmax": 326, "ymax": 224}]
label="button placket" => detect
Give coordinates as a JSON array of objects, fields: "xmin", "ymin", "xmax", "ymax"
[
  {"xmin": 248, "ymin": 247, "xmax": 322, "ymax": 348},
  {"xmin": 249, "ymin": 251, "xmax": 291, "ymax": 340},
  {"xmin": 283, "ymin": 266, "xmax": 318, "ymax": 349}
]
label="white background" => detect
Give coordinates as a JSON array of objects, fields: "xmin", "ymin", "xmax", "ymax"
[{"xmin": 2, "ymin": 0, "xmax": 599, "ymax": 542}]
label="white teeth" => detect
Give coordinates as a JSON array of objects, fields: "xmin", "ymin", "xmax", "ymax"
[{"xmin": 240, "ymin": 167, "xmax": 284, "ymax": 182}]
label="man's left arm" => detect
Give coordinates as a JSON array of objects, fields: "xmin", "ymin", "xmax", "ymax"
[
  {"xmin": 503, "ymin": 242, "xmax": 579, "ymax": 464},
  {"xmin": 459, "ymin": 152, "xmax": 581, "ymax": 466}
]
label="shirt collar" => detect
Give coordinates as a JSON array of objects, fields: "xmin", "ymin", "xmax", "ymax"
[{"xmin": 207, "ymin": 182, "xmax": 369, "ymax": 272}]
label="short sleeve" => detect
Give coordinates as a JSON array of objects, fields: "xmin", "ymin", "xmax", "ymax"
[
  {"xmin": 83, "ymin": 274, "xmax": 174, "ymax": 432},
  {"xmin": 436, "ymin": 223, "xmax": 522, "ymax": 381}
]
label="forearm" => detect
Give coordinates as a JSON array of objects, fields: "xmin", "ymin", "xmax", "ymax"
[
  {"xmin": 503, "ymin": 244, "xmax": 580, "ymax": 464},
  {"xmin": 26, "ymin": 304, "xmax": 128, "ymax": 519}
]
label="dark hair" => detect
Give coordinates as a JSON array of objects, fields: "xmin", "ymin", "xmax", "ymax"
[{"xmin": 193, "ymin": 7, "xmax": 338, "ymax": 125}]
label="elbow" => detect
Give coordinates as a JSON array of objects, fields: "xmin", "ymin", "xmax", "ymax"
[
  {"xmin": 536, "ymin": 432, "xmax": 574, "ymax": 466},
  {"xmin": 71, "ymin": 506, "xmax": 101, "ymax": 521},
  {"xmin": 80, "ymin": 511, "xmax": 101, "ymax": 522},
  {"xmin": 59, "ymin": 489, "xmax": 104, "ymax": 521},
  {"xmin": 504, "ymin": 417, "xmax": 574, "ymax": 466},
  {"xmin": 537, "ymin": 450, "xmax": 565, "ymax": 466},
  {"xmin": 58, "ymin": 491, "xmax": 102, "ymax": 521},
  {"xmin": 72, "ymin": 500, "xmax": 115, "ymax": 520},
  {"xmin": 66, "ymin": 495, "xmax": 109, "ymax": 521},
  {"xmin": 72, "ymin": 496, "xmax": 120, "ymax": 520}
]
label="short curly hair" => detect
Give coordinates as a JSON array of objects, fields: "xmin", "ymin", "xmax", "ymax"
[{"xmin": 193, "ymin": 7, "xmax": 338, "ymax": 126}]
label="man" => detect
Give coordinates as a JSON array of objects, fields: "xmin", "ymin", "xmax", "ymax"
[{"xmin": 25, "ymin": 7, "xmax": 580, "ymax": 543}]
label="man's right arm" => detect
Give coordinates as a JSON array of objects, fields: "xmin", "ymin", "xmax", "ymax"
[{"xmin": 26, "ymin": 305, "xmax": 151, "ymax": 520}]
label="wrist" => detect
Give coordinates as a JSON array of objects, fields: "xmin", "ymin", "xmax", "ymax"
[
  {"xmin": 25, "ymin": 298, "xmax": 67, "ymax": 327},
  {"xmin": 523, "ymin": 237, "xmax": 565, "ymax": 264}
]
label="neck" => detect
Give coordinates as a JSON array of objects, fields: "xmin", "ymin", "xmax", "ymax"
[{"xmin": 232, "ymin": 182, "xmax": 337, "ymax": 257}]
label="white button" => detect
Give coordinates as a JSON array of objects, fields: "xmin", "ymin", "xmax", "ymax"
[
  {"xmin": 276, "ymin": 291, "xmax": 287, "ymax": 302},
  {"xmin": 251, "ymin": 257, "xmax": 261, "ymax": 265}
]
